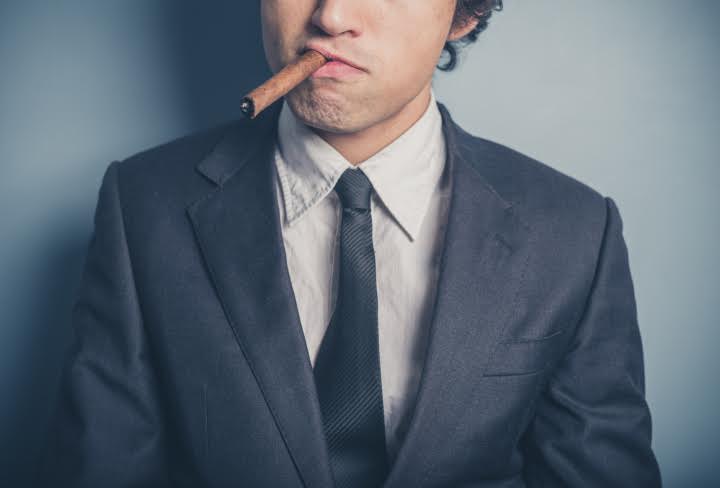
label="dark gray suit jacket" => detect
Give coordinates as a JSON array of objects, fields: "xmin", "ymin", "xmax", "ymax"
[{"xmin": 40, "ymin": 98, "xmax": 662, "ymax": 487}]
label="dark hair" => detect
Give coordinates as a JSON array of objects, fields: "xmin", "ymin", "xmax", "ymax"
[{"xmin": 438, "ymin": 0, "xmax": 503, "ymax": 72}]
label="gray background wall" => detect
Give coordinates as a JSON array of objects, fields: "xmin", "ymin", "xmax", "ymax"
[{"xmin": 1, "ymin": 1, "xmax": 717, "ymax": 486}]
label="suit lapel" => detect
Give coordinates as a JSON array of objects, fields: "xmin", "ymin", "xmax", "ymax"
[
  {"xmin": 185, "ymin": 97, "xmax": 534, "ymax": 488},
  {"xmin": 383, "ymin": 103, "xmax": 534, "ymax": 487},
  {"xmin": 186, "ymin": 99, "xmax": 334, "ymax": 488}
]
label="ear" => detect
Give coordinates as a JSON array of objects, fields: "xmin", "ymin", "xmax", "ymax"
[{"xmin": 447, "ymin": 16, "xmax": 480, "ymax": 42}]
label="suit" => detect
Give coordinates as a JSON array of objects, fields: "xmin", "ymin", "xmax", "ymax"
[{"xmin": 40, "ymin": 97, "xmax": 662, "ymax": 487}]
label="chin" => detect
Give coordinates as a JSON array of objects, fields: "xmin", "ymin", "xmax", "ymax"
[{"xmin": 286, "ymin": 89, "xmax": 362, "ymax": 134}]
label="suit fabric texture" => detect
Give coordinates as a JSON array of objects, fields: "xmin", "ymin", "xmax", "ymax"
[{"xmin": 40, "ymin": 97, "xmax": 662, "ymax": 487}]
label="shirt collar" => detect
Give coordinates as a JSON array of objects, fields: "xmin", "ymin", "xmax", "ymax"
[{"xmin": 274, "ymin": 88, "xmax": 446, "ymax": 242}]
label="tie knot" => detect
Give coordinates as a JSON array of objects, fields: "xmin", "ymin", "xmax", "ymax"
[{"xmin": 334, "ymin": 168, "xmax": 373, "ymax": 211}]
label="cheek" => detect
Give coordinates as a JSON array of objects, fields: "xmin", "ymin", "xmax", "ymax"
[
  {"xmin": 376, "ymin": 4, "xmax": 450, "ymax": 77},
  {"xmin": 379, "ymin": 29, "xmax": 444, "ymax": 89},
  {"xmin": 260, "ymin": 3, "xmax": 280, "ymax": 64},
  {"xmin": 261, "ymin": 1, "xmax": 311, "ymax": 64}
]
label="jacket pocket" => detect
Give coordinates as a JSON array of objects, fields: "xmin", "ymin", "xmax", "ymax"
[{"xmin": 483, "ymin": 328, "xmax": 567, "ymax": 377}]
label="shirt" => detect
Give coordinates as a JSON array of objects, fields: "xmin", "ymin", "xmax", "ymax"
[{"xmin": 272, "ymin": 87, "xmax": 452, "ymax": 464}]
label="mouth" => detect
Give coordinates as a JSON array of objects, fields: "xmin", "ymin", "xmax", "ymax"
[{"xmin": 302, "ymin": 44, "xmax": 366, "ymax": 72}]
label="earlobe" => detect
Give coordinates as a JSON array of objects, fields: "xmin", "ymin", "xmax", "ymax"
[{"xmin": 447, "ymin": 16, "xmax": 481, "ymax": 42}]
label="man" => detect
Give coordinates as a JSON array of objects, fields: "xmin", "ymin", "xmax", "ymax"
[{"xmin": 41, "ymin": 0, "xmax": 662, "ymax": 486}]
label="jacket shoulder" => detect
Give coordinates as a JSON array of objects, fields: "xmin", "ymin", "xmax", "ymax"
[
  {"xmin": 456, "ymin": 126, "xmax": 609, "ymax": 230},
  {"xmin": 116, "ymin": 119, "xmax": 243, "ymax": 183},
  {"xmin": 112, "ymin": 98, "xmax": 283, "ymax": 202},
  {"xmin": 108, "ymin": 114, "xmax": 269, "ymax": 213}
]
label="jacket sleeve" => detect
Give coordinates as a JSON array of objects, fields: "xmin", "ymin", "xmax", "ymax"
[
  {"xmin": 38, "ymin": 161, "xmax": 170, "ymax": 487},
  {"xmin": 521, "ymin": 196, "xmax": 662, "ymax": 487}
]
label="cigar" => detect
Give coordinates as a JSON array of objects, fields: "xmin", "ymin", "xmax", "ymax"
[{"xmin": 240, "ymin": 50, "xmax": 329, "ymax": 119}]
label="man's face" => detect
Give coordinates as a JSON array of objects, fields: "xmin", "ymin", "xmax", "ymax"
[{"xmin": 261, "ymin": 0, "xmax": 460, "ymax": 134}]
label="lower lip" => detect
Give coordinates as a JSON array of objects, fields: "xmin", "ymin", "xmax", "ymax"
[{"xmin": 311, "ymin": 60, "xmax": 364, "ymax": 79}]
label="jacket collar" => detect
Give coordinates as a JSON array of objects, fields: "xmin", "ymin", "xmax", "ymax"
[
  {"xmin": 195, "ymin": 95, "xmax": 517, "ymax": 214},
  {"xmin": 195, "ymin": 97, "xmax": 283, "ymax": 187}
]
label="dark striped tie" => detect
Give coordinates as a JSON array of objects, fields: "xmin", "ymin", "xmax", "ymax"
[{"xmin": 313, "ymin": 167, "xmax": 388, "ymax": 488}]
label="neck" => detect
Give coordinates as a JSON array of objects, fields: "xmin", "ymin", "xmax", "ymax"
[{"xmin": 310, "ymin": 84, "xmax": 432, "ymax": 166}]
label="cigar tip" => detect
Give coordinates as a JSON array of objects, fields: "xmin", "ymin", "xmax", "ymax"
[{"xmin": 240, "ymin": 97, "xmax": 255, "ymax": 119}]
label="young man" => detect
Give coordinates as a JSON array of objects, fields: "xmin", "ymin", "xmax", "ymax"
[{"xmin": 42, "ymin": 0, "xmax": 662, "ymax": 486}]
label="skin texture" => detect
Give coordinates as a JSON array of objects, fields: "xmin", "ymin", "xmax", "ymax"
[{"xmin": 261, "ymin": 0, "xmax": 479, "ymax": 165}]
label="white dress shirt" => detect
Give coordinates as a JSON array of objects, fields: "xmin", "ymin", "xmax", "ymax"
[{"xmin": 272, "ymin": 88, "xmax": 452, "ymax": 463}]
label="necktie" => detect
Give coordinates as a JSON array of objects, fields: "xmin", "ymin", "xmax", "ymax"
[{"xmin": 313, "ymin": 167, "xmax": 389, "ymax": 488}]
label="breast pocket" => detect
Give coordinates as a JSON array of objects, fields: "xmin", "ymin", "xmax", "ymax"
[{"xmin": 483, "ymin": 328, "xmax": 568, "ymax": 377}]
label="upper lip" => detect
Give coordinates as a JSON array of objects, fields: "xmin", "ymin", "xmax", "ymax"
[{"xmin": 304, "ymin": 43, "xmax": 365, "ymax": 71}]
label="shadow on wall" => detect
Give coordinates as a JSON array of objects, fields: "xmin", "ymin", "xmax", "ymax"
[
  {"xmin": 1, "ymin": 227, "xmax": 89, "ymax": 486},
  {"xmin": 165, "ymin": 0, "xmax": 270, "ymax": 129},
  {"xmin": 1, "ymin": 2, "xmax": 268, "ymax": 486}
]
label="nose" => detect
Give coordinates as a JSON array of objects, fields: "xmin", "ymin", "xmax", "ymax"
[{"xmin": 311, "ymin": 0, "xmax": 361, "ymax": 37}]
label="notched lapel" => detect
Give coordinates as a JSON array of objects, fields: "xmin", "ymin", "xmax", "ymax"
[
  {"xmin": 184, "ymin": 98, "xmax": 535, "ymax": 487},
  {"xmin": 186, "ymin": 99, "xmax": 334, "ymax": 488},
  {"xmin": 384, "ymin": 103, "xmax": 534, "ymax": 487}
]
